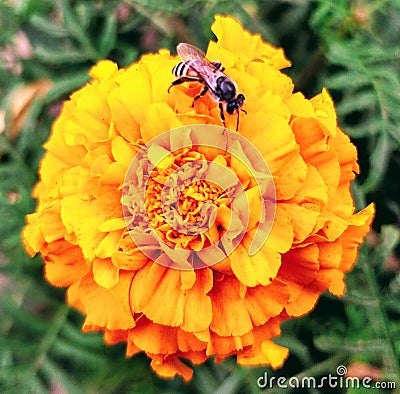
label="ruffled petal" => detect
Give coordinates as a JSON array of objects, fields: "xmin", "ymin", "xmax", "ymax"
[
  {"xmin": 67, "ymin": 271, "xmax": 135, "ymax": 330},
  {"xmin": 210, "ymin": 275, "xmax": 252, "ymax": 336},
  {"xmin": 43, "ymin": 239, "xmax": 90, "ymax": 287},
  {"xmin": 130, "ymin": 263, "xmax": 213, "ymax": 332}
]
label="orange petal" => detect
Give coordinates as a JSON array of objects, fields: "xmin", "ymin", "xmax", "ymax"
[
  {"xmin": 230, "ymin": 242, "xmax": 281, "ymax": 287},
  {"xmin": 103, "ymin": 329, "xmax": 128, "ymax": 345},
  {"xmin": 210, "ymin": 275, "xmax": 253, "ymax": 336},
  {"xmin": 339, "ymin": 204, "xmax": 375, "ymax": 272},
  {"xmin": 89, "ymin": 60, "xmax": 118, "ymax": 81},
  {"xmin": 286, "ymin": 92, "xmax": 315, "ymax": 118},
  {"xmin": 130, "ymin": 263, "xmax": 183, "ymax": 326},
  {"xmin": 113, "ymin": 252, "xmax": 148, "ymax": 272},
  {"xmin": 280, "ymin": 243, "xmax": 319, "ymax": 288},
  {"xmin": 245, "ymin": 186, "xmax": 263, "ymax": 230},
  {"xmin": 38, "ymin": 201, "xmax": 66, "ymax": 244},
  {"xmin": 43, "ymin": 239, "xmax": 89, "ymax": 287},
  {"xmin": 208, "ymin": 330, "xmax": 254, "ymax": 356},
  {"xmin": 131, "ymin": 263, "xmax": 213, "ymax": 332},
  {"xmin": 332, "ymin": 126, "xmax": 359, "ymax": 182},
  {"xmin": 284, "ymin": 285, "xmax": 321, "ymax": 317},
  {"xmin": 181, "ymin": 268, "xmax": 213, "ymax": 332},
  {"xmin": 280, "ymin": 204, "xmax": 320, "ymax": 243},
  {"xmin": 60, "ymin": 187, "xmax": 121, "ymax": 260},
  {"xmin": 67, "ymin": 271, "xmax": 135, "ymax": 330},
  {"xmin": 310, "ymin": 88, "xmax": 337, "ymax": 136},
  {"xmin": 22, "ymin": 212, "xmax": 45, "ymax": 256},
  {"xmin": 150, "ymin": 355, "xmax": 193, "ymax": 382},
  {"xmin": 107, "ymin": 93, "xmax": 141, "ymax": 142},
  {"xmin": 94, "ymin": 230, "xmax": 123, "ymax": 259},
  {"xmin": 211, "ymin": 16, "xmax": 291, "ymax": 70},
  {"xmin": 289, "ymin": 165, "xmax": 328, "ymax": 210},
  {"xmin": 177, "ymin": 329, "xmax": 207, "ymax": 353},
  {"xmin": 141, "ymin": 102, "xmax": 183, "ymax": 142},
  {"xmin": 92, "ymin": 258, "xmax": 119, "ymax": 288},
  {"xmin": 291, "ymin": 117, "xmax": 341, "ymax": 194},
  {"xmin": 241, "ymin": 113, "xmax": 307, "ymax": 201},
  {"xmin": 318, "ymin": 239, "xmax": 342, "ymax": 269},
  {"xmin": 130, "ymin": 320, "xmax": 178, "ymax": 354},
  {"xmin": 244, "ymin": 279, "xmax": 290, "ymax": 326},
  {"xmin": 237, "ymin": 318, "xmax": 288, "ymax": 367},
  {"xmin": 266, "ymin": 206, "xmax": 293, "ymax": 253}
]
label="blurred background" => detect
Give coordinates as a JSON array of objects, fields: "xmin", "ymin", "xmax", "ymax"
[{"xmin": 0, "ymin": 0, "xmax": 399, "ymax": 393}]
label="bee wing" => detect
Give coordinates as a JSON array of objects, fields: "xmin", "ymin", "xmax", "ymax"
[{"xmin": 177, "ymin": 43, "xmax": 207, "ymax": 62}]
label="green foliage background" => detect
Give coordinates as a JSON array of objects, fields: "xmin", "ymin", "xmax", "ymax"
[{"xmin": 0, "ymin": 1, "xmax": 399, "ymax": 393}]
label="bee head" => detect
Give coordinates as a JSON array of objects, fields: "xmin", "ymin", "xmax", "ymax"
[{"xmin": 226, "ymin": 94, "xmax": 245, "ymax": 114}]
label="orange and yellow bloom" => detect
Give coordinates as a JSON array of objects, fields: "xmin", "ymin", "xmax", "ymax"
[{"xmin": 23, "ymin": 16, "xmax": 374, "ymax": 381}]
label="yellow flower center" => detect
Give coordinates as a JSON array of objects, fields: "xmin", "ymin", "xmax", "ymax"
[{"xmin": 144, "ymin": 148, "xmax": 230, "ymax": 250}]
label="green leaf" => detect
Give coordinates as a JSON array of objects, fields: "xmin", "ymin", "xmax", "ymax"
[
  {"xmin": 314, "ymin": 336, "xmax": 386, "ymax": 353},
  {"xmin": 327, "ymin": 71, "xmax": 370, "ymax": 90},
  {"xmin": 41, "ymin": 358, "xmax": 86, "ymax": 394},
  {"xmin": 336, "ymin": 91, "xmax": 376, "ymax": 116},
  {"xmin": 60, "ymin": 0, "xmax": 100, "ymax": 60},
  {"xmin": 191, "ymin": 363, "xmax": 220, "ymax": 394},
  {"xmin": 29, "ymin": 14, "xmax": 70, "ymax": 38},
  {"xmin": 373, "ymin": 225, "xmax": 400, "ymax": 267},
  {"xmin": 361, "ymin": 132, "xmax": 392, "ymax": 193},
  {"xmin": 34, "ymin": 45, "xmax": 91, "ymax": 64},
  {"xmin": 52, "ymin": 338, "xmax": 108, "ymax": 368},
  {"xmin": 61, "ymin": 321, "xmax": 104, "ymax": 349},
  {"xmin": 326, "ymin": 40, "xmax": 364, "ymax": 69},
  {"xmin": 214, "ymin": 367, "xmax": 248, "ymax": 394},
  {"xmin": 0, "ymin": 336, "xmax": 37, "ymax": 353},
  {"xmin": 98, "ymin": 14, "xmax": 118, "ymax": 57},
  {"xmin": 61, "ymin": 0, "xmax": 89, "ymax": 44},
  {"xmin": 23, "ymin": 0, "xmax": 53, "ymax": 16},
  {"xmin": 45, "ymin": 72, "xmax": 90, "ymax": 103},
  {"xmin": 0, "ymin": 299, "xmax": 47, "ymax": 334},
  {"xmin": 129, "ymin": 0, "xmax": 187, "ymax": 14}
]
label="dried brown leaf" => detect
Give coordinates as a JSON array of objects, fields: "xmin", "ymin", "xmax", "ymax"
[
  {"xmin": 9, "ymin": 79, "xmax": 53, "ymax": 138},
  {"xmin": 0, "ymin": 109, "xmax": 5, "ymax": 135}
]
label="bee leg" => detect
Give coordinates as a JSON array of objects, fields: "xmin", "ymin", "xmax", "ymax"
[
  {"xmin": 191, "ymin": 86, "xmax": 209, "ymax": 107},
  {"xmin": 236, "ymin": 109, "xmax": 247, "ymax": 131},
  {"xmin": 168, "ymin": 76, "xmax": 201, "ymax": 93},
  {"xmin": 219, "ymin": 103, "xmax": 227, "ymax": 129},
  {"xmin": 211, "ymin": 61, "xmax": 225, "ymax": 72}
]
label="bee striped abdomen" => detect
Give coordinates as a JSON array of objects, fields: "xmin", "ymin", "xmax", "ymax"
[
  {"xmin": 172, "ymin": 62, "xmax": 189, "ymax": 77},
  {"xmin": 172, "ymin": 61, "xmax": 201, "ymax": 79}
]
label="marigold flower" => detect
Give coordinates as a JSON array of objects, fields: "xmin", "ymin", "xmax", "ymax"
[{"xmin": 23, "ymin": 15, "xmax": 374, "ymax": 381}]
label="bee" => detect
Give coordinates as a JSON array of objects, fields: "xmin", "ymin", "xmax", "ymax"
[{"xmin": 168, "ymin": 43, "xmax": 246, "ymax": 131}]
